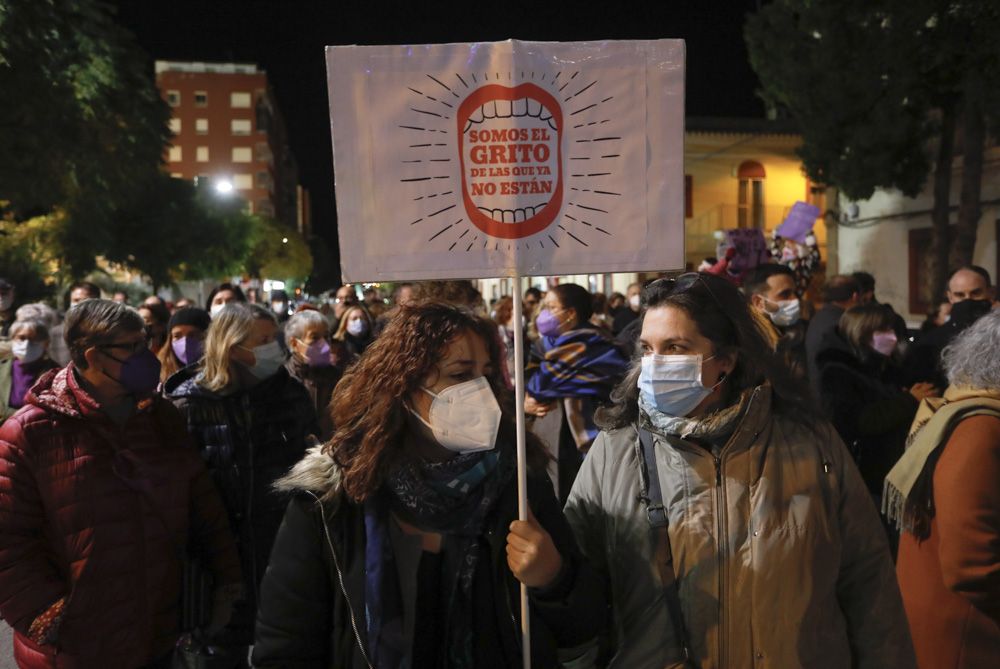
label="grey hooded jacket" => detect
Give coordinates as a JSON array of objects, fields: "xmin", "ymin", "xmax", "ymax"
[{"xmin": 564, "ymin": 386, "xmax": 916, "ymax": 669}]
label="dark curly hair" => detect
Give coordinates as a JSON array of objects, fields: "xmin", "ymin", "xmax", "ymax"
[
  {"xmin": 596, "ymin": 272, "xmax": 817, "ymax": 429},
  {"xmin": 326, "ymin": 301, "xmax": 546, "ymax": 502}
]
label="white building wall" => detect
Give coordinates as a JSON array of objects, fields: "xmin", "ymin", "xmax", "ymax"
[{"xmin": 837, "ymin": 147, "xmax": 1000, "ymax": 324}]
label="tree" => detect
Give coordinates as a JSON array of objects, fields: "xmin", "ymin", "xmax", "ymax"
[
  {"xmin": 746, "ymin": 0, "xmax": 1000, "ymax": 303},
  {"xmin": 243, "ymin": 217, "xmax": 314, "ymax": 283},
  {"xmin": 0, "ymin": 0, "xmax": 170, "ymax": 277},
  {"xmin": 102, "ymin": 176, "xmax": 255, "ymax": 291}
]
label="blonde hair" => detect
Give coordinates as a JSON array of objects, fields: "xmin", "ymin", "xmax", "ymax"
[
  {"xmin": 333, "ymin": 305, "xmax": 373, "ymax": 341},
  {"xmin": 198, "ymin": 303, "xmax": 276, "ymax": 392}
]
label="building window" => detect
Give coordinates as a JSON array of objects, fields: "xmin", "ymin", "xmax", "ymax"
[
  {"xmin": 232, "ymin": 147, "xmax": 253, "ymax": 163},
  {"xmin": 231, "ymin": 92, "xmax": 252, "ymax": 109},
  {"xmin": 737, "ymin": 161, "xmax": 766, "ymax": 229},
  {"xmin": 255, "ymin": 142, "xmax": 272, "ymax": 162},
  {"xmin": 194, "ymin": 91, "xmax": 208, "ymax": 107},
  {"xmin": 257, "ymin": 200, "xmax": 275, "ymax": 217},
  {"xmin": 256, "ymin": 171, "xmax": 271, "ymax": 189},
  {"xmin": 166, "ymin": 90, "xmax": 180, "ymax": 107},
  {"xmin": 168, "ymin": 146, "xmax": 182, "ymax": 162},
  {"xmin": 195, "ymin": 118, "xmax": 208, "ymax": 134},
  {"xmin": 231, "ymin": 119, "xmax": 252, "ymax": 135},
  {"xmin": 684, "ymin": 175, "xmax": 693, "ymax": 218},
  {"xmin": 233, "ymin": 174, "xmax": 253, "ymax": 190},
  {"xmin": 168, "ymin": 118, "xmax": 181, "ymax": 134},
  {"xmin": 196, "ymin": 146, "xmax": 209, "ymax": 163},
  {"xmin": 170, "ymin": 172, "xmax": 184, "ymax": 179}
]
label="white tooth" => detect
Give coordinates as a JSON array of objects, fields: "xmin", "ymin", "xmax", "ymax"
[
  {"xmin": 502, "ymin": 210, "xmax": 514, "ymax": 223},
  {"xmin": 482, "ymin": 102, "xmax": 496, "ymax": 119},
  {"xmin": 539, "ymin": 108, "xmax": 552, "ymax": 121},
  {"xmin": 527, "ymin": 98, "xmax": 541, "ymax": 116},
  {"xmin": 469, "ymin": 107, "xmax": 484, "ymax": 124},
  {"xmin": 492, "ymin": 209, "xmax": 503, "ymax": 222},
  {"xmin": 514, "ymin": 208, "xmax": 526, "ymax": 223},
  {"xmin": 496, "ymin": 99, "xmax": 512, "ymax": 117},
  {"xmin": 513, "ymin": 98, "xmax": 528, "ymax": 116},
  {"xmin": 548, "ymin": 119, "xmax": 558, "ymax": 131}
]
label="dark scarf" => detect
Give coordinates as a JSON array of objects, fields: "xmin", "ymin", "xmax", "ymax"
[{"xmin": 365, "ymin": 440, "xmax": 516, "ymax": 668}]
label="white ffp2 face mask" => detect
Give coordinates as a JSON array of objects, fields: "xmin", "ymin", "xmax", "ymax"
[
  {"xmin": 411, "ymin": 376, "xmax": 502, "ymax": 453},
  {"xmin": 766, "ymin": 298, "xmax": 801, "ymax": 327},
  {"xmin": 638, "ymin": 353, "xmax": 720, "ymax": 417}
]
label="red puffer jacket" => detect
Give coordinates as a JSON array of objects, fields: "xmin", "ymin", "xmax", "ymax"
[{"xmin": 0, "ymin": 364, "xmax": 241, "ymax": 668}]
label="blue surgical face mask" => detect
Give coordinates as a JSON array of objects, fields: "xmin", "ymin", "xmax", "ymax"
[
  {"xmin": 637, "ymin": 353, "xmax": 722, "ymax": 417},
  {"xmin": 241, "ymin": 340, "xmax": 285, "ymax": 380}
]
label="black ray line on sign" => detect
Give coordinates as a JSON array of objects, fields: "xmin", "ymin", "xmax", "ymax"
[
  {"xmin": 427, "ymin": 204, "xmax": 457, "ymax": 218},
  {"xmin": 601, "ymin": 154, "xmax": 621, "ymax": 158},
  {"xmin": 596, "ymin": 227, "xmax": 612, "ymax": 235},
  {"xmin": 472, "ymin": 73, "xmax": 478, "ymax": 83},
  {"xmin": 570, "ymin": 156, "xmax": 591, "ymax": 160},
  {"xmin": 449, "ymin": 242, "xmax": 458, "ymax": 250},
  {"xmin": 568, "ymin": 202, "xmax": 609, "ymax": 214},
  {"xmin": 410, "ymin": 107, "xmax": 447, "ymax": 119},
  {"xmin": 401, "ymin": 160, "xmax": 422, "ymax": 163},
  {"xmin": 565, "ymin": 80, "xmax": 597, "ymax": 101},
  {"xmin": 548, "ymin": 235, "xmax": 560, "ymax": 248},
  {"xmin": 428, "ymin": 225, "xmax": 451, "ymax": 241},
  {"xmin": 427, "ymin": 74, "xmax": 460, "ymax": 99},
  {"xmin": 400, "ymin": 177, "xmax": 433, "ymax": 183},
  {"xmin": 570, "ymin": 103, "xmax": 598, "ymax": 116},
  {"xmin": 458, "ymin": 228, "xmax": 470, "ymax": 239},
  {"xmin": 594, "ymin": 190, "xmax": 622, "ymax": 196},
  {"xmin": 429, "ymin": 158, "xmax": 451, "ymax": 162},
  {"xmin": 586, "ymin": 172, "xmax": 612, "ymax": 177},
  {"xmin": 409, "ymin": 217, "xmax": 423, "ymax": 225},
  {"xmin": 558, "ymin": 225, "xmax": 589, "ymax": 246},
  {"xmin": 409, "ymin": 143, "xmax": 433, "ymax": 148},
  {"xmin": 593, "ymin": 136, "xmax": 621, "ymax": 142},
  {"xmin": 456, "ymin": 73, "xmax": 469, "ymax": 89}
]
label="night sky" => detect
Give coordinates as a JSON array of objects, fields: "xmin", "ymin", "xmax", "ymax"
[{"xmin": 110, "ymin": 0, "xmax": 765, "ymax": 280}]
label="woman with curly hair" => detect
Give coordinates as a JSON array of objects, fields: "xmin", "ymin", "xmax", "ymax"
[{"xmin": 253, "ymin": 302, "xmax": 604, "ymax": 668}]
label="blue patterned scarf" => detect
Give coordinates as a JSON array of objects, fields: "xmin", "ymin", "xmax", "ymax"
[
  {"xmin": 365, "ymin": 441, "xmax": 515, "ymax": 668},
  {"xmin": 527, "ymin": 327, "xmax": 629, "ymax": 402}
]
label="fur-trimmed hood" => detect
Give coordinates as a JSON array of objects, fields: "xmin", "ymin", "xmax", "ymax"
[{"xmin": 274, "ymin": 444, "xmax": 343, "ymax": 499}]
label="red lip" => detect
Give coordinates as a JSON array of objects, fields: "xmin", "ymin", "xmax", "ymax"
[{"xmin": 456, "ymin": 83, "xmax": 563, "ymax": 240}]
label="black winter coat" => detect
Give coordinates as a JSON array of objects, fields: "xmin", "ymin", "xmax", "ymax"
[
  {"xmin": 164, "ymin": 366, "xmax": 319, "ymax": 642},
  {"xmin": 816, "ymin": 339, "xmax": 918, "ymax": 495},
  {"xmin": 252, "ymin": 447, "xmax": 607, "ymax": 668}
]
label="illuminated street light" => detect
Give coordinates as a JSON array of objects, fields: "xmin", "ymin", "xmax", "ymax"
[
  {"xmin": 215, "ymin": 179, "xmax": 234, "ymax": 195},
  {"xmin": 282, "ymin": 237, "xmax": 288, "ymax": 244}
]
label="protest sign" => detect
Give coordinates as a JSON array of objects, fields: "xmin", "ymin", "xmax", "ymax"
[
  {"xmin": 326, "ymin": 39, "xmax": 685, "ymax": 281},
  {"xmin": 776, "ymin": 201, "xmax": 820, "ymax": 243}
]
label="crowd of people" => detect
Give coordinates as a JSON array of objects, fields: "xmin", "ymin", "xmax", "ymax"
[{"xmin": 0, "ymin": 262, "xmax": 995, "ymax": 668}]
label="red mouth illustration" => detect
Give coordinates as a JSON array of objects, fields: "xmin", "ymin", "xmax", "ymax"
[{"xmin": 457, "ymin": 83, "xmax": 563, "ymax": 240}]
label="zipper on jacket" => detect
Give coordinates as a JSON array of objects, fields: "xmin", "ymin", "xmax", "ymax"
[
  {"xmin": 309, "ymin": 492, "xmax": 374, "ymax": 669},
  {"xmin": 714, "ymin": 454, "xmax": 727, "ymax": 669}
]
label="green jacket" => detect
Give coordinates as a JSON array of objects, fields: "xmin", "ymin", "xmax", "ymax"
[{"xmin": 564, "ymin": 385, "xmax": 916, "ymax": 669}]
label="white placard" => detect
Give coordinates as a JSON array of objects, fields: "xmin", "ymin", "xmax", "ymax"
[{"xmin": 327, "ymin": 39, "xmax": 685, "ymax": 281}]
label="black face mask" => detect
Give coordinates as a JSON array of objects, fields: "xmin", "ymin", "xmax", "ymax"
[{"xmin": 949, "ymin": 298, "xmax": 992, "ymax": 327}]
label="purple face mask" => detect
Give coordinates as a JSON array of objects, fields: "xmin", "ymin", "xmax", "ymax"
[
  {"xmin": 171, "ymin": 335, "xmax": 204, "ymax": 366},
  {"xmin": 102, "ymin": 347, "xmax": 162, "ymax": 395},
  {"xmin": 535, "ymin": 309, "xmax": 563, "ymax": 338},
  {"xmin": 871, "ymin": 331, "xmax": 898, "ymax": 357},
  {"xmin": 305, "ymin": 339, "xmax": 332, "ymax": 367}
]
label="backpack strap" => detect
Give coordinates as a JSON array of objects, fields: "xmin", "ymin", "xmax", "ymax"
[{"xmin": 636, "ymin": 428, "xmax": 693, "ymax": 663}]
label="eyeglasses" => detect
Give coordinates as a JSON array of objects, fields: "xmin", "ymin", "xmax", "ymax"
[
  {"xmin": 98, "ymin": 338, "xmax": 150, "ymax": 357},
  {"xmin": 645, "ymin": 272, "xmax": 725, "ymax": 310}
]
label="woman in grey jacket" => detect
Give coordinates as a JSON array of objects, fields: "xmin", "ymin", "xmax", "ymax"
[{"xmin": 564, "ymin": 273, "xmax": 915, "ymax": 669}]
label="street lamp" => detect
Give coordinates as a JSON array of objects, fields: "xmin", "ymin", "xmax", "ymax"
[{"xmin": 215, "ymin": 179, "xmax": 234, "ymax": 195}]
